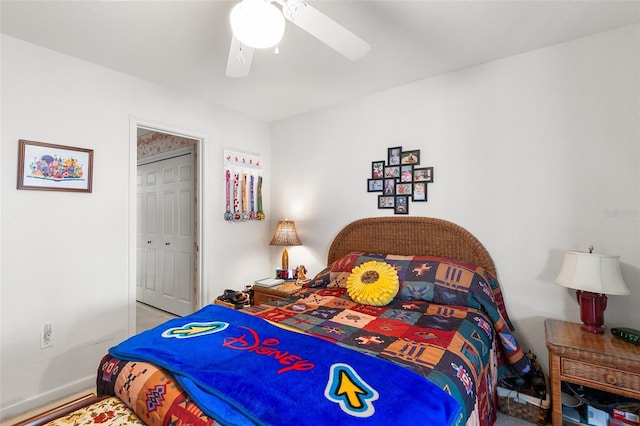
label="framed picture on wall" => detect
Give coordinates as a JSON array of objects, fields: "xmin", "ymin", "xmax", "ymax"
[
  {"xmin": 401, "ymin": 150, "xmax": 420, "ymax": 165},
  {"xmin": 394, "ymin": 195, "xmax": 409, "ymax": 214},
  {"xmin": 372, "ymin": 161, "xmax": 385, "ymax": 179},
  {"xmin": 383, "ymin": 178, "xmax": 396, "ymax": 195},
  {"xmin": 400, "ymin": 165, "xmax": 413, "ymax": 182},
  {"xmin": 396, "ymin": 183, "xmax": 412, "ymax": 195},
  {"xmin": 17, "ymin": 140, "xmax": 94, "ymax": 193},
  {"xmin": 378, "ymin": 195, "xmax": 395, "ymax": 209},
  {"xmin": 413, "ymin": 182, "xmax": 427, "ymax": 201},
  {"xmin": 367, "ymin": 179, "xmax": 384, "ymax": 192},
  {"xmin": 414, "ymin": 167, "xmax": 434, "ymax": 183},
  {"xmin": 388, "ymin": 146, "xmax": 402, "ymax": 166},
  {"xmin": 384, "ymin": 165, "xmax": 399, "ymax": 178}
]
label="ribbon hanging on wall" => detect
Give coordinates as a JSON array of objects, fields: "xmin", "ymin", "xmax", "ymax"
[{"xmin": 224, "ymin": 150, "xmax": 264, "ymax": 222}]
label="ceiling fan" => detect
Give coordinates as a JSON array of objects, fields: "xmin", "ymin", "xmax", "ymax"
[{"xmin": 225, "ymin": 0, "xmax": 370, "ymax": 78}]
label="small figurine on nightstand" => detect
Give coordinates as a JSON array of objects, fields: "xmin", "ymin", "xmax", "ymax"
[{"xmin": 296, "ymin": 265, "xmax": 310, "ymax": 286}]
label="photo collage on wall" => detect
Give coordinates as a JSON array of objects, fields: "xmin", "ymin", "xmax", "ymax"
[{"xmin": 368, "ymin": 146, "xmax": 434, "ymax": 214}]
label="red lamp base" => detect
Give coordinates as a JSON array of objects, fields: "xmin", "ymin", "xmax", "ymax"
[{"xmin": 576, "ymin": 290, "xmax": 608, "ymax": 334}]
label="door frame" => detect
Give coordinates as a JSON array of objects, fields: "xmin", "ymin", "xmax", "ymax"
[{"xmin": 128, "ymin": 116, "xmax": 204, "ymax": 336}]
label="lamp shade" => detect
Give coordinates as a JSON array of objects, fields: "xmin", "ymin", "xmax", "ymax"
[
  {"xmin": 269, "ymin": 220, "xmax": 302, "ymax": 246},
  {"xmin": 555, "ymin": 251, "xmax": 630, "ymax": 295},
  {"xmin": 230, "ymin": 0, "xmax": 285, "ymax": 49}
]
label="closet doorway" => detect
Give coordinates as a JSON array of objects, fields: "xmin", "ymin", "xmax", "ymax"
[{"xmin": 135, "ymin": 126, "xmax": 200, "ymax": 317}]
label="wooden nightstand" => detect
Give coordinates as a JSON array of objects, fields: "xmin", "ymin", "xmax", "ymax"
[
  {"xmin": 545, "ymin": 319, "xmax": 640, "ymax": 426},
  {"xmin": 252, "ymin": 281, "xmax": 302, "ymax": 305}
]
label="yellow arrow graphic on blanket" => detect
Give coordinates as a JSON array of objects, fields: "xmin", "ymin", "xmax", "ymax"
[
  {"xmin": 161, "ymin": 321, "xmax": 229, "ymax": 339},
  {"xmin": 325, "ymin": 363, "xmax": 379, "ymax": 418},
  {"xmin": 336, "ymin": 369, "xmax": 368, "ymax": 409}
]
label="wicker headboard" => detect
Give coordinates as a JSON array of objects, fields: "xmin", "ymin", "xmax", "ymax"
[{"xmin": 327, "ymin": 217, "xmax": 496, "ymax": 276}]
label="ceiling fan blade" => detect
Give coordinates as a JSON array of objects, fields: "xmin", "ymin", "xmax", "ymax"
[
  {"xmin": 226, "ymin": 35, "xmax": 254, "ymax": 78},
  {"xmin": 282, "ymin": 1, "xmax": 369, "ymax": 61}
]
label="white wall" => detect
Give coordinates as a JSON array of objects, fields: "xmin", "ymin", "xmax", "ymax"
[
  {"xmin": 270, "ymin": 24, "xmax": 640, "ymax": 372},
  {"xmin": 0, "ymin": 35, "xmax": 273, "ymax": 418}
]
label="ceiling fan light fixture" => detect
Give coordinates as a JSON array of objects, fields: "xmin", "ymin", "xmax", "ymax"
[{"xmin": 230, "ymin": 0, "xmax": 285, "ymax": 49}]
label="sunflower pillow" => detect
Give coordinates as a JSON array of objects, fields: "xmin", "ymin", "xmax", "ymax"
[{"xmin": 346, "ymin": 261, "xmax": 399, "ymax": 306}]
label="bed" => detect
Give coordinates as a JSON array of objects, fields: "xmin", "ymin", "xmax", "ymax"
[{"xmin": 97, "ymin": 217, "xmax": 531, "ymax": 425}]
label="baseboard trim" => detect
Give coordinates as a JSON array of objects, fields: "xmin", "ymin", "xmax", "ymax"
[
  {"xmin": 0, "ymin": 375, "xmax": 95, "ymax": 424},
  {"xmin": 12, "ymin": 394, "xmax": 100, "ymax": 426}
]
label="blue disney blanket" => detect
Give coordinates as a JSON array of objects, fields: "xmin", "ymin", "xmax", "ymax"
[{"xmin": 110, "ymin": 305, "xmax": 461, "ymax": 426}]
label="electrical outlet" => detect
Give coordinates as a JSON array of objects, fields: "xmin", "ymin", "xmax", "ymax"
[{"xmin": 40, "ymin": 323, "xmax": 53, "ymax": 349}]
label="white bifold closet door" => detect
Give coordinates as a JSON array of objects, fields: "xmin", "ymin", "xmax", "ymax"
[{"xmin": 136, "ymin": 151, "xmax": 194, "ymax": 317}]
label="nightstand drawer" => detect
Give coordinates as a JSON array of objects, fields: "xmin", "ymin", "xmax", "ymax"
[{"xmin": 561, "ymin": 358, "xmax": 640, "ymax": 393}]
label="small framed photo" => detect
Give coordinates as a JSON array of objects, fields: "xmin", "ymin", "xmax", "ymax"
[
  {"xmin": 413, "ymin": 167, "xmax": 434, "ymax": 182},
  {"xmin": 367, "ymin": 179, "xmax": 383, "ymax": 192},
  {"xmin": 388, "ymin": 146, "xmax": 402, "ymax": 166},
  {"xmin": 413, "ymin": 182, "xmax": 427, "ymax": 201},
  {"xmin": 401, "ymin": 150, "xmax": 420, "ymax": 165},
  {"xmin": 396, "ymin": 183, "xmax": 412, "ymax": 195},
  {"xmin": 384, "ymin": 165, "xmax": 399, "ymax": 178},
  {"xmin": 372, "ymin": 161, "xmax": 385, "ymax": 179},
  {"xmin": 394, "ymin": 195, "xmax": 409, "ymax": 214},
  {"xmin": 400, "ymin": 165, "xmax": 413, "ymax": 182},
  {"xmin": 383, "ymin": 178, "xmax": 396, "ymax": 195},
  {"xmin": 17, "ymin": 140, "xmax": 93, "ymax": 193},
  {"xmin": 378, "ymin": 195, "xmax": 395, "ymax": 209}
]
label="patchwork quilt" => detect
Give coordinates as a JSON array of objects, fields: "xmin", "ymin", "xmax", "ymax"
[
  {"xmin": 245, "ymin": 287, "xmax": 512, "ymax": 424},
  {"xmin": 97, "ymin": 253, "xmax": 531, "ymax": 426}
]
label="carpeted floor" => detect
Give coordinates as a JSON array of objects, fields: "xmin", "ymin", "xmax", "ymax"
[
  {"xmin": 495, "ymin": 413, "xmax": 537, "ymax": 425},
  {"xmin": 136, "ymin": 301, "xmax": 177, "ymax": 333}
]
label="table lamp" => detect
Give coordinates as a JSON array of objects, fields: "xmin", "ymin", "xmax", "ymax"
[
  {"xmin": 269, "ymin": 220, "xmax": 302, "ymax": 270},
  {"xmin": 555, "ymin": 247, "xmax": 630, "ymax": 333}
]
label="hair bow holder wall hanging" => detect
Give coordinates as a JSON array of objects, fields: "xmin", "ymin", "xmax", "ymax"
[{"xmin": 224, "ymin": 150, "xmax": 264, "ymax": 222}]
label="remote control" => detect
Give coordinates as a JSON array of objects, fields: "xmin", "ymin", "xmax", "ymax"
[{"xmin": 611, "ymin": 327, "xmax": 640, "ymax": 345}]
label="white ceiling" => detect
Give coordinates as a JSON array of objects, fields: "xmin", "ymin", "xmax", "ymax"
[{"xmin": 2, "ymin": 1, "xmax": 639, "ymax": 122}]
